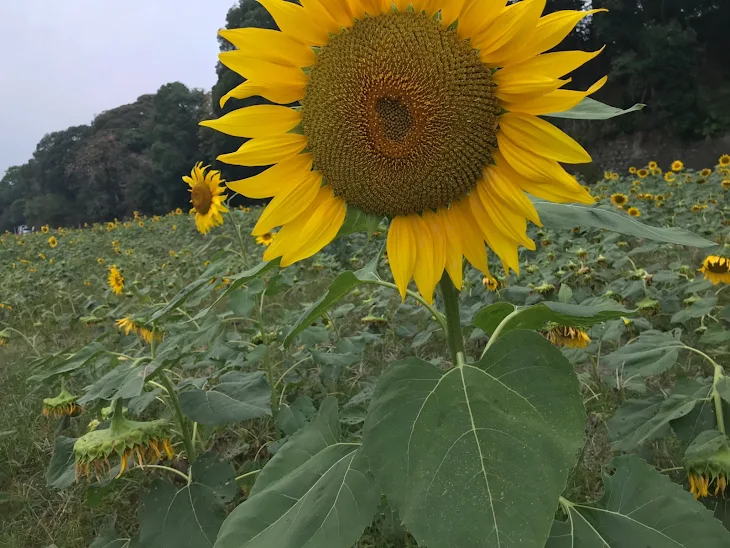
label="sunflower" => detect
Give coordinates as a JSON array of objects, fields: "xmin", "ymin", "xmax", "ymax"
[
  {"xmin": 627, "ymin": 207, "xmax": 641, "ymax": 217},
  {"xmin": 664, "ymin": 172, "xmax": 676, "ymax": 183},
  {"xmin": 175, "ymin": 207, "xmax": 183, "ymax": 215},
  {"xmin": 671, "ymin": 160, "xmax": 683, "ymax": 172},
  {"xmin": 115, "ymin": 317, "xmax": 162, "ymax": 344},
  {"xmin": 184, "ymin": 162, "xmax": 228, "ymax": 235},
  {"xmin": 108, "ymin": 265, "xmax": 124, "ymax": 295},
  {"xmin": 482, "ymin": 275, "xmax": 499, "ymax": 291},
  {"xmin": 637, "ymin": 168, "xmax": 649, "ymax": 179},
  {"xmin": 610, "ymin": 193, "xmax": 628, "ymax": 207},
  {"xmin": 256, "ymin": 232, "xmax": 276, "ymax": 247},
  {"xmin": 42, "ymin": 389, "xmax": 83, "ymax": 419},
  {"xmin": 603, "ymin": 171, "xmax": 612, "ymax": 180},
  {"xmin": 720, "ymin": 155, "xmax": 730, "ymax": 167},
  {"xmin": 648, "ymin": 161, "xmax": 658, "ymax": 170},
  {"xmin": 700, "ymin": 168, "xmax": 712, "ymax": 178},
  {"xmin": 628, "ymin": 166, "xmax": 637, "ymax": 174},
  {"xmin": 699, "ymin": 256, "xmax": 730, "ymax": 285},
  {"xmin": 544, "ymin": 325, "xmax": 590, "ymax": 349},
  {"xmin": 202, "ymin": 1, "xmax": 606, "ymax": 303},
  {"xmin": 691, "ymin": 204, "xmax": 708, "ymax": 213},
  {"xmin": 97, "ymin": 258, "xmax": 105, "ymax": 265},
  {"xmin": 48, "ymin": 236, "xmax": 58, "ymax": 248},
  {"xmin": 610, "ymin": 172, "xmax": 619, "ymax": 181},
  {"xmin": 722, "ymin": 180, "xmax": 730, "ymax": 190},
  {"xmin": 41, "ymin": 225, "xmax": 49, "ymax": 234},
  {"xmin": 137, "ymin": 221, "xmax": 144, "ymax": 228}
]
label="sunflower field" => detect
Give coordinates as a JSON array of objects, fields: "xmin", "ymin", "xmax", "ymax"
[{"xmin": 3, "ymin": 2, "xmax": 730, "ymax": 548}]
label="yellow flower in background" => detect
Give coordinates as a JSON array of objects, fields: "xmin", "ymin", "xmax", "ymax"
[
  {"xmin": 691, "ymin": 204, "xmax": 708, "ymax": 213},
  {"xmin": 97, "ymin": 258, "xmax": 105, "ymax": 265},
  {"xmin": 201, "ymin": 1, "xmax": 606, "ymax": 303},
  {"xmin": 637, "ymin": 169, "xmax": 649, "ymax": 179},
  {"xmin": 700, "ymin": 168, "xmax": 712, "ymax": 178},
  {"xmin": 256, "ymin": 232, "xmax": 275, "ymax": 247},
  {"xmin": 610, "ymin": 172, "xmax": 619, "ymax": 181},
  {"xmin": 700, "ymin": 256, "xmax": 730, "ymax": 285},
  {"xmin": 108, "ymin": 265, "xmax": 124, "ymax": 295},
  {"xmin": 482, "ymin": 275, "xmax": 499, "ymax": 291},
  {"xmin": 627, "ymin": 207, "xmax": 641, "ymax": 217},
  {"xmin": 664, "ymin": 172, "xmax": 676, "ymax": 182},
  {"xmin": 648, "ymin": 161, "xmax": 658, "ymax": 170},
  {"xmin": 603, "ymin": 171, "xmax": 612, "ymax": 180},
  {"xmin": 184, "ymin": 162, "xmax": 228, "ymax": 235},
  {"xmin": 84, "ymin": 280, "xmax": 92, "ymax": 287},
  {"xmin": 172, "ymin": 224, "xmax": 177, "ymax": 231},
  {"xmin": 720, "ymin": 154, "xmax": 730, "ymax": 167},
  {"xmin": 138, "ymin": 221, "xmax": 144, "ymax": 228},
  {"xmin": 628, "ymin": 166, "xmax": 637, "ymax": 174},
  {"xmin": 671, "ymin": 160, "xmax": 683, "ymax": 172},
  {"xmin": 41, "ymin": 225, "xmax": 49, "ymax": 234},
  {"xmin": 545, "ymin": 325, "xmax": 590, "ymax": 349},
  {"xmin": 722, "ymin": 180, "xmax": 730, "ymax": 190},
  {"xmin": 175, "ymin": 207, "xmax": 183, "ymax": 215},
  {"xmin": 48, "ymin": 236, "xmax": 58, "ymax": 248},
  {"xmin": 610, "ymin": 193, "xmax": 628, "ymax": 207}
]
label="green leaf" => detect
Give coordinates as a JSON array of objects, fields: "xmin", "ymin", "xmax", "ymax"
[
  {"xmin": 284, "ymin": 256, "xmax": 380, "ymax": 346},
  {"xmin": 546, "ymin": 97, "xmax": 645, "ymax": 120},
  {"xmin": 46, "ymin": 436, "xmax": 77, "ymax": 489},
  {"xmin": 337, "ymin": 206, "xmax": 383, "ymax": 237},
  {"xmin": 363, "ymin": 330, "xmax": 586, "ymax": 548},
  {"xmin": 473, "ymin": 299, "xmax": 630, "ymax": 337},
  {"xmin": 534, "ymin": 202, "xmax": 715, "ymax": 247},
  {"xmin": 548, "ymin": 455, "xmax": 730, "ymax": 547},
  {"xmin": 192, "ymin": 453, "xmax": 240, "ymax": 504},
  {"xmin": 214, "ymin": 398, "xmax": 380, "ymax": 548},
  {"xmin": 602, "ymin": 329, "xmax": 681, "ymax": 380},
  {"xmin": 89, "ymin": 515, "xmax": 129, "ymax": 548},
  {"xmin": 150, "ymin": 278, "xmax": 210, "ymax": 321},
  {"xmin": 29, "ymin": 342, "xmax": 106, "ymax": 383},
  {"xmin": 608, "ymin": 379, "xmax": 710, "ymax": 451},
  {"xmin": 276, "ymin": 395, "xmax": 316, "ymax": 437},
  {"xmin": 179, "ymin": 371, "xmax": 271, "ymax": 425},
  {"xmin": 685, "ymin": 430, "xmax": 727, "ymax": 462},
  {"xmin": 671, "ymin": 296, "xmax": 718, "ymax": 323}
]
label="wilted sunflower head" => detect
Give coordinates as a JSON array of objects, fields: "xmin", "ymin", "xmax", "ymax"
[
  {"xmin": 184, "ymin": 162, "xmax": 228, "ymax": 235},
  {"xmin": 42, "ymin": 389, "xmax": 83, "ymax": 419},
  {"xmin": 48, "ymin": 236, "xmax": 58, "ymax": 248},
  {"xmin": 671, "ymin": 160, "xmax": 684, "ymax": 171},
  {"xmin": 686, "ymin": 443, "xmax": 730, "ymax": 500},
  {"xmin": 202, "ymin": 0, "xmax": 607, "ymax": 303},
  {"xmin": 627, "ymin": 207, "xmax": 641, "ymax": 217},
  {"xmin": 544, "ymin": 325, "xmax": 590, "ymax": 349},
  {"xmin": 699, "ymin": 255, "xmax": 730, "ymax": 285},
  {"xmin": 637, "ymin": 168, "xmax": 649, "ymax": 179},
  {"xmin": 691, "ymin": 204, "xmax": 708, "ymax": 213},
  {"xmin": 108, "ymin": 265, "xmax": 124, "ymax": 295},
  {"xmin": 610, "ymin": 193, "xmax": 628, "ymax": 207},
  {"xmin": 719, "ymin": 154, "xmax": 730, "ymax": 167},
  {"xmin": 256, "ymin": 232, "xmax": 275, "ymax": 247}
]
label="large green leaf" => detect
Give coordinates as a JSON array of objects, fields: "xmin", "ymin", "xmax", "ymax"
[
  {"xmin": 671, "ymin": 296, "xmax": 718, "ymax": 323},
  {"xmin": 46, "ymin": 435, "xmax": 77, "ymax": 489},
  {"xmin": 284, "ymin": 255, "xmax": 380, "ymax": 346},
  {"xmin": 337, "ymin": 206, "xmax": 383, "ymax": 237},
  {"xmin": 150, "ymin": 278, "xmax": 211, "ymax": 321},
  {"xmin": 547, "ymin": 455, "xmax": 730, "ymax": 547},
  {"xmin": 178, "ymin": 371, "xmax": 271, "ymax": 425},
  {"xmin": 214, "ymin": 398, "xmax": 380, "ymax": 548},
  {"xmin": 546, "ymin": 97, "xmax": 644, "ymax": 120},
  {"xmin": 29, "ymin": 341, "xmax": 106, "ymax": 383},
  {"xmin": 363, "ymin": 330, "xmax": 585, "ymax": 548},
  {"xmin": 602, "ymin": 329, "xmax": 682, "ymax": 381},
  {"xmin": 534, "ymin": 202, "xmax": 715, "ymax": 247},
  {"xmin": 473, "ymin": 299, "xmax": 630, "ymax": 337}
]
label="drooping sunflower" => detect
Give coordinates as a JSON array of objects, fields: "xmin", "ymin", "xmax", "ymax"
[
  {"xmin": 184, "ymin": 162, "xmax": 228, "ymax": 235},
  {"xmin": 610, "ymin": 193, "xmax": 628, "ymax": 207},
  {"xmin": 42, "ymin": 389, "xmax": 83, "ymax": 419},
  {"xmin": 256, "ymin": 232, "xmax": 276, "ymax": 247},
  {"xmin": 202, "ymin": 1, "xmax": 607, "ymax": 303},
  {"xmin": 720, "ymin": 154, "xmax": 730, "ymax": 167},
  {"xmin": 691, "ymin": 204, "xmax": 708, "ymax": 213},
  {"xmin": 648, "ymin": 161, "xmax": 658, "ymax": 170},
  {"xmin": 544, "ymin": 325, "xmax": 590, "ymax": 349},
  {"xmin": 699, "ymin": 255, "xmax": 730, "ymax": 285},
  {"xmin": 672, "ymin": 160, "xmax": 683, "ymax": 172},
  {"xmin": 627, "ymin": 207, "xmax": 641, "ymax": 217},
  {"xmin": 48, "ymin": 236, "xmax": 58, "ymax": 248},
  {"xmin": 637, "ymin": 168, "xmax": 649, "ymax": 179},
  {"xmin": 108, "ymin": 265, "xmax": 124, "ymax": 295}
]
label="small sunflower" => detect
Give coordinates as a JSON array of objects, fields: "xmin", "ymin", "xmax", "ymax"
[
  {"xmin": 671, "ymin": 160, "xmax": 683, "ymax": 171},
  {"xmin": 627, "ymin": 207, "xmax": 641, "ymax": 217},
  {"xmin": 97, "ymin": 258, "xmax": 105, "ymax": 265},
  {"xmin": 691, "ymin": 204, "xmax": 708, "ymax": 213},
  {"xmin": 42, "ymin": 389, "xmax": 83, "ymax": 419},
  {"xmin": 637, "ymin": 168, "xmax": 649, "ymax": 179},
  {"xmin": 610, "ymin": 172, "xmax": 619, "ymax": 181},
  {"xmin": 544, "ymin": 325, "xmax": 590, "ymax": 349},
  {"xmin": 482, "ymin": 275, "xmax": 499, "ymax": 291},
  {"xmin": 720, "ymin": 154, "xmax": 730, "ymax": 167},
  {"xmin": 48, "ymin": 236, "xmax": 58, "ymax": 248},
  {"xmin": 184, "ymin": 162, "xmax": 228, "ymax": 235},
  {"xmin": 603, "ymin": 171, "xmax": 612, "ymax": 180},
  {"xmin": 175, "ymin": 207, "xmax": 183, "ymax": 215},
  {"xmin": 137, "ymin": 221, "xmax": 144, "ymax": 228},
  {"xmin": 700, "ymin": 168, "xmax": 712, "ymax": 178},
  {"xmin": 41, "ymin": 225, "xmax": 49, "ymax": 234},
  {"xmin": 664, "ymin": 172, "xmax": 676, "ymax": 183},
  {"xmin": 655, "ymin": 194, "xmax": 665, "ymax": 202},
  {"xmin": 648, "ymin": 161, "xmax": 658, "ymax": 170},
  {"xmin": 628, "ymin": 166, "xmax": 637, "ymax": 174},
  {"xmin": 115, "ymin": 317, "xmax": 162, "ymax": 344},
  {"xmin": 610, "ymin": 193, "xmax": 628, "ymax": 207},
  {"xmin": 722, "ymin": 180, "xmax": 730, "ymax": 190},
  {"xmin": 256, "ymin": 232, "xmax": 275, "ymax": 247},
  {"xmin": 699, "ymin": 255, "xmax": 730, "ymax": 285},
  {"xmin": 202, "ymin": 1, "xmax": 607, "ymax": 303},
  {"xmin": 108, "ymin": 265, "xmax": 124, "ymax": 295}
]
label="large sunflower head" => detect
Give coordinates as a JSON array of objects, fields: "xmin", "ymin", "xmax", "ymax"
[
  {"xmin": 699, "ymin": 255, "xmax": 730, "ymax": 285},
  {"xmin": 184, "ymin": 162, "xmax": 228, "ymax": 235},
  {"xmin": 202, "ymin": 1, "xmax": 607, "ymax": 303},
  {"xmin": 610, "ymin": 193, "xmax": 628, "ymax": 207},
  {"xmin": 108, "ymin": 265, "xmax": 124, "ymax": 295}
]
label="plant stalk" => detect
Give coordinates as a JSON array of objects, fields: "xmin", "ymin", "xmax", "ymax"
[
  {"xmin": 438, "ymin": 273, "xmax": 464, "ymax": 366},
  {"xmin": 159, "ymin": 371, "xmax": 196, "ymax": 464}
]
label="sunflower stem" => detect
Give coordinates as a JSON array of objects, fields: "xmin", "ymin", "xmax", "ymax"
[
  {"xmin": 438, "ymin": 273, "xmax": 464, "ymax": 366},
  {"xmin": 159, "ymin": 371, "xmax": 197, "ymax": 464}
]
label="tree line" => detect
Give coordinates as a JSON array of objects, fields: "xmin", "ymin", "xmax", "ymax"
[{"xmin": 1, "ymin": 0, "xmax": 728, "ymax": 231}]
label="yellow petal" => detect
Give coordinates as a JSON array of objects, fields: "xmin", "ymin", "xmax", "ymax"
[
  {"xmin": 499, "ymin": 112, "xmax": 591, "ymax": 164},
  {"xmin": 299, "ymin": 0, "xmax": 342, "ymax": 35},
  {"xmin": 361, "ymin": 0, "xmax": 391, "ymax": 15},
  {"xmin": 218, "ymin": 80, "xmax": 305, "ymax": 108},
  {"xmin": 217, "ymin": 28, "xmax": 316, "ymax": 67},
  {"xmin": 439, "ymin": 207, "xmax": 463, "ymax": 290},
  {"xmin": 501, "ymin": 76, "xmax": 607, "ymax": 116},
  {"xmin": 200, "ymin": 106, "xmax": 301, "ymax": 138},
  {"xmin": 481, "ymin": 165, "xmax": 541, "ymax": 224},
  {"xmin": 474, "ymin": 0, "xmax": 546, "ymax": 67},
  {"xmin": 498, "ymin": 132, "xmax": 578, "ymax": 187},
  {"xmin": 227, "ymin": 154, "xmax": 313, "ymax": 199},
  {"xmin": 440, "ymin": 0, "xmax": 469, "ymax": 28},
  {"xmin": 447, "ymin": 200, "xmax": 490, "ymax": 275},
  {"xmin": 257, "ymin": 0, "xmax": 329, "ymax": 45},
  {"xmin": 252, "ymin": 171, "xmax": 322, "ymax": 235},
  {"xmin": 311, "ymin": 0, "xmax": 354, "ymax": 27},
  {"xmin": 410, "ymin": 214, "xmax": 438, "ymax": 305},
  {"xmin": 494, "ymin": 72, "xmax": 569, "ymax": 103},
  {"xmin": 468, "ymin": 193, "xmax": 521, "ymax": 273},
  {"xmin": 457, "ymin": 0, "xmax": 506, "ymax": 41},
  {"xmin": 421, "ymin": 210, "xmax": 447, "ymax": 300},
  {"xmin": 219, "ymin": 53, "xmax": 308, "ymax": 89},
  {"xmin": 387, "ymin": 215, "xmax": 418, "ymax": 300},
  {"xmin": 265, "ymin": 187, "xmax": 346, "ymax": 266},
  {"xmin": 217, "ymin": 134, "xmax": 308, "ymax": 166},
  {"xmin": 394, "ymin": 0, "xmax": 412, "ymax": 12},
  {"xmin": 496, "ymin": 48, "xmax": 605, "ymax": 82},
  {"xmin": 475, "ymin": 181, "xmax": 534, "ymax": 248},
  {"xmin": 507, "ymin": 9, "xmax": 608, "ymax": 65}
]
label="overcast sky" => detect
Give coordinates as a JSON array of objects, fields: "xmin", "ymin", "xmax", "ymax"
[{"xmin": 0, "ymin": 0, "xmax": 239, "ymax": 177}]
